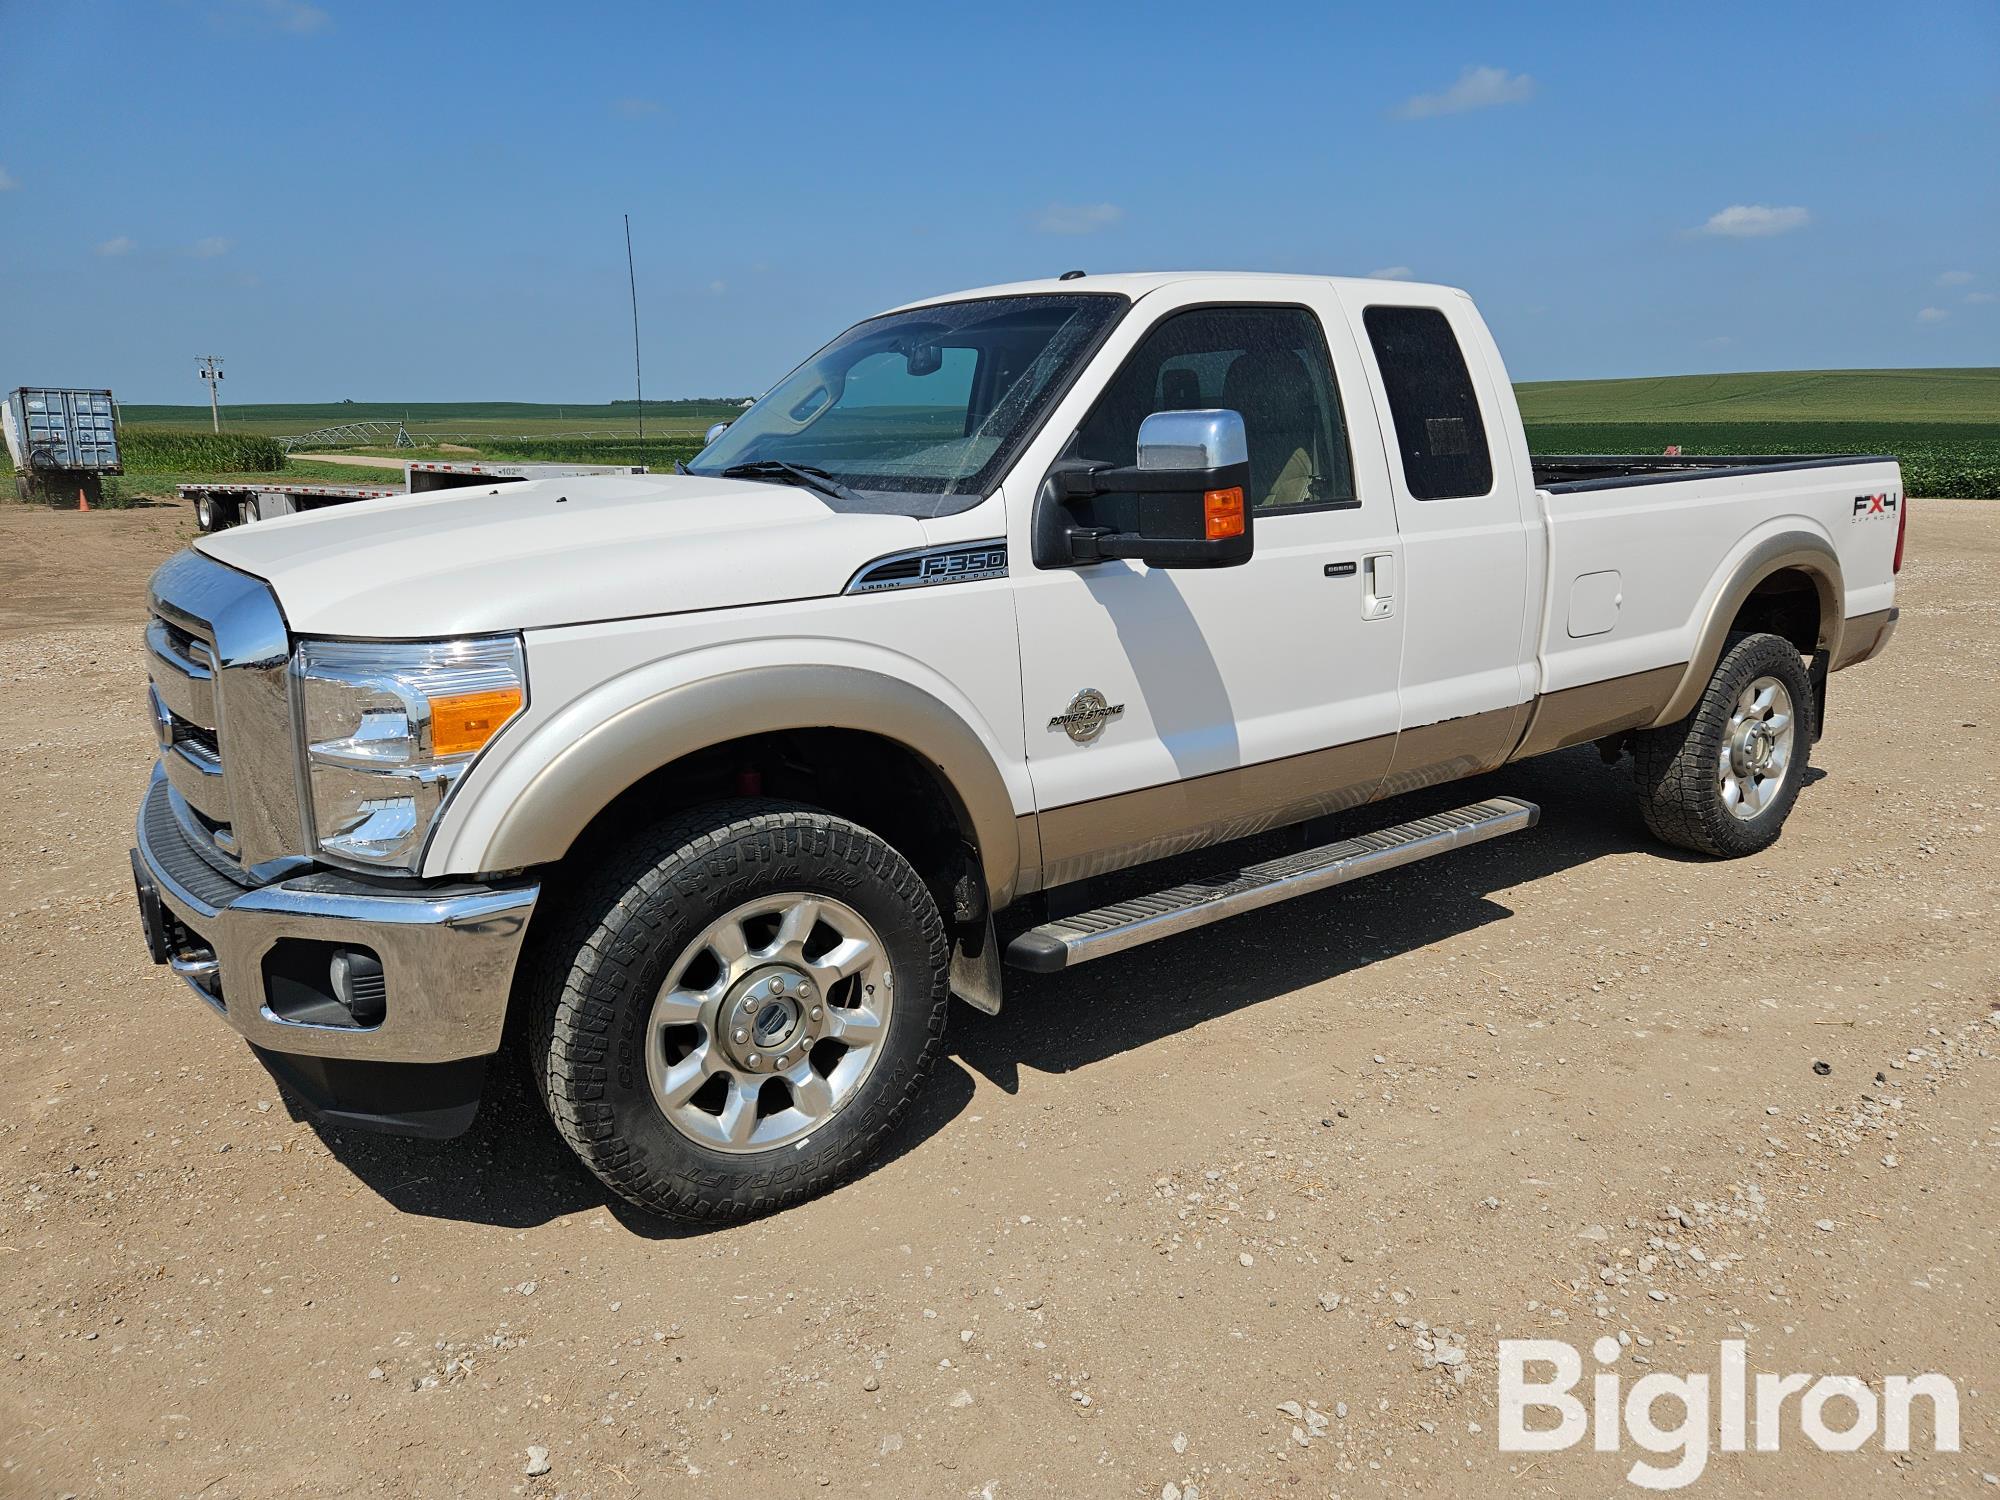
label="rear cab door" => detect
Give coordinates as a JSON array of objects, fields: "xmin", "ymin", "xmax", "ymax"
[{"xmin": 1333, "ymin": 284, "xmax": 1542, "ymax": 789}]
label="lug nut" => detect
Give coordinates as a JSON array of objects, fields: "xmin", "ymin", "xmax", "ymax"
[
  {"xmin": 771, "ymin": 976, "xmax": 786, "ymax": 995},
  {"xmin": 776, "ymin": 1054, "xmax": 791, "ymax": 1069},
  {"xmin": 747, "ymin": 1052, "xmax": 761, "ymax": 1068},
  {"xmin": 809, "ymin": 1005, "xmax": 822, "ymax": 1020},
  {"xmin": 799, "ymin": 980, "xmax": 813, "ymax": 995},
  {"xmin": 734, "ymin": 1028, "xmax": 750, "ymax": 1044}
]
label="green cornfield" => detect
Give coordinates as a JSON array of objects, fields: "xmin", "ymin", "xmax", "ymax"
[
  {"xmin": 122, "ymin": 429, "xmax": 286, "ymax": 474},
  {"xmin": 462, "ymin": 436, "xmax": 708, "ymax": 468},
  {"xmin": 1525, "ymin": 422, "xmax": 2000, "ymax": 499}
]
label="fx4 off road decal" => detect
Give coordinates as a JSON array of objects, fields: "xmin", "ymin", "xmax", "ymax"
[{"xmin": 1852, "ymin": 492, "xmax": 1900, "ymax": 519}]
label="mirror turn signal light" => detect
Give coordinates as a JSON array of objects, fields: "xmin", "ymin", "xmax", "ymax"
[
  {"xmin": 1204, "ymin": 486, "xmax": 1245, "ymax": 541},
  {"xmin": 428, "ymin": 686, "xmax": 524, "ymax": 757}
]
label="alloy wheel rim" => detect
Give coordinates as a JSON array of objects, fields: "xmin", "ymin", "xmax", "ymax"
[
  {"xmin": 644, "ymin": 892, "xmax": 893, "ymax": 1153},
  {"xmin": 1719, "ymin": 675, "xmax": 1796, "ymax": 820}
]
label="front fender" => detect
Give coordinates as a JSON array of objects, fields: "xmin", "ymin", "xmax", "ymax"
[{"xmin": 426, "ymin": 653, "xmax": 1028, "ymax": 906}]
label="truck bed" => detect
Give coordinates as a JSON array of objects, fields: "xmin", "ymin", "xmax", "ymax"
[
  {"xmin": 1530, "ymin": 452, "xmax": 1903, "ymax": 708},
  {"xmin": 1532, "ymin": 451, "xmax": 1892, "ymax": 493}
]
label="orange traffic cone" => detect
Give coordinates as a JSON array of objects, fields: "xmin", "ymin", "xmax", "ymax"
[{"xmin": 77, "ymin": 486, "xmax": 90, "ymax": 512}]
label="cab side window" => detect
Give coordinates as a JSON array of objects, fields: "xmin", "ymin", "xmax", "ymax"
[
  {"xmin": 1071, "ymin": 306, "xmax": 1356, "ymax": 512},
  {"xmin": 1361, "ymin": 304, "xmax": 1494, "ymax": 500}
]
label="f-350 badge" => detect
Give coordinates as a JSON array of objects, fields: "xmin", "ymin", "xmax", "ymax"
[{"xmin": 1049, "ymin": 688, "xmax": 1124, "ymax": 745}]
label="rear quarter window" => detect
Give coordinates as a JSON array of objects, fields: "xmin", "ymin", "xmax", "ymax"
[{"xmin": 1362, "ymin": 305, "xmax": 1493, "ymax": 500}]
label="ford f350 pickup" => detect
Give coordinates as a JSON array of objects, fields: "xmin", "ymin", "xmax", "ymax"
[{"xmin": 131, "ymin": 273, "xmax": 1904, "ymax": 1220}]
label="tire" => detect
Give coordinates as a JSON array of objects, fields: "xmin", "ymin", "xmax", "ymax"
[
  {"xmin": 528, "ymin": 800, "xmax": 950, "ymax": 1222},
  {"xmin": 1632, "ymin": 631, "xmax": 1815, "ymax": 857}
]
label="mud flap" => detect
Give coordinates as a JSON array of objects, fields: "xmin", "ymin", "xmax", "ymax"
[
  {"xmin": 1809, "ymin": 648, "xmax": 1829, "ymax": 742},
  {"xmin": 950, "ymin": 913, "xmax": 1003, "ymax": 1014}
]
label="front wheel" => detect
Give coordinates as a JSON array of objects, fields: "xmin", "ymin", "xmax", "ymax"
[
  {"xmin": 529, "ymin": 801, "xmax": 950, "ymax": 1222},
  {"xmin": 1631, "ymin": 631, "xmax": 1815, "ymax": 857}
]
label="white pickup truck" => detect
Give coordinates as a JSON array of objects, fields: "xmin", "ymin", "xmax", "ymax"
[{"xmin": 131, "ymin": 273, "xmax": 1904, "ymax": 1220}]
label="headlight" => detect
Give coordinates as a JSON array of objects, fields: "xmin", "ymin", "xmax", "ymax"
[{"xmin": 295, "ymin": 636, "xmax": 526, "ymax": 872}]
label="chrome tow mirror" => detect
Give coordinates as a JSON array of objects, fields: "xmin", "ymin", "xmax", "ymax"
[{"xmin": 1033, "ymin": 407, "xmax": 1255, "ymax": 570}]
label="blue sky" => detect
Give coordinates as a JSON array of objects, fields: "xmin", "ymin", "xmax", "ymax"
[{"xmin": 1, "ymin": 0, "xmax": 1994, "ymax": 403}]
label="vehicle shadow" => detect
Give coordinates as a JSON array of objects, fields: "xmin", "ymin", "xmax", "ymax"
[
  {"xmin": 953, "ymin": 742, "xmax": 1684, "ymax": 1093},
  {"xmin": 305, "ymin": 741, "xmax": 1757, "ymax": 1232},
  {"xmin": 297, "ymin": 1016, "xmax": 979, "ymax": 1240}
]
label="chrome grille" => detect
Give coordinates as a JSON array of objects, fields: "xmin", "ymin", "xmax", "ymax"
[
  {"xmin": 144, "ymin": 548, "xmax": 304, "ymax": 872},
  {"xmin": 148, "ymin": 615, "xmax": 231, "ymax": 830},
  {"xmin": 176, "ymin": 721, "xmax": 221, "ymax": 762}
]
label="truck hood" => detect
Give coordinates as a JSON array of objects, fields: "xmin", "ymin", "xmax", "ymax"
[{"xmin": 195, "ymin": 473, "xmax": 927, "ymax": 637}]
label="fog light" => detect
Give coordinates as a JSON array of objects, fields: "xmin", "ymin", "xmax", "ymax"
[{"xmin": 329, "ymin": 949, "xmax": 387, "ymax": 1027}]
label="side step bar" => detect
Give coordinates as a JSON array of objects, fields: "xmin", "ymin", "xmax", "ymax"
[{"xmin": 1005, "ymin": 796, "xmax": 1539, "ymax": 973}]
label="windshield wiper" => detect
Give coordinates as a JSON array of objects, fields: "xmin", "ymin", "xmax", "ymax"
[{"xmin": 719, "ymin": 460, "xmax": 865, "ymax": 506}]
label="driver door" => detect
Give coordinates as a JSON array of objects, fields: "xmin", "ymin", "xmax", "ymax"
[{"xmin": 1006, "ymin": 290, "xmax": 1406, "ymax": 888}]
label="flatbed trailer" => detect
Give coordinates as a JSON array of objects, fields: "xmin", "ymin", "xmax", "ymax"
[{"xmin": 180, "ymin": 460, "xmax": 650, "ymax": 532}]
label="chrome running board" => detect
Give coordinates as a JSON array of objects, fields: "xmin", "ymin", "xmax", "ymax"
[{"xmin": 1005, "ymin": 796, "xmax": 1539, "ymax": 973}]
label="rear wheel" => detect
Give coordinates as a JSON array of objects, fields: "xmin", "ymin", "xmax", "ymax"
[
  {"xmin": 530, "ymin": 801, "xmax": 950, "ymax": 1221},
  {"xmin": 1632, "ymin": 631, "xmax": 1815, "ymax": 857}
]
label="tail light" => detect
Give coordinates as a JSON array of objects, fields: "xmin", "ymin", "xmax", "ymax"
[{"xmin": 1894, "ymin": 495, "xmax": 1909, "ymax": 573}]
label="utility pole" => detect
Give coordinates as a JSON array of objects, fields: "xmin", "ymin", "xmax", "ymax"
[{"xmin": 197, "ymin": 356, "xmax": 224, "ymax": 432}]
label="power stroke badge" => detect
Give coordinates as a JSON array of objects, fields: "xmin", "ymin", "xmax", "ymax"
[{"xmin": 1049, "ymin": 688, "xmax": 1125, "ymax": 744}]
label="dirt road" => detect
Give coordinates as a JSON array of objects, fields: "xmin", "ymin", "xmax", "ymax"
[{"xmin": 1, "ymin": 499, "xmax": 1993, "ymax": 1498}]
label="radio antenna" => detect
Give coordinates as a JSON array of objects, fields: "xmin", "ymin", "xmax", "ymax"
[{"xmin": 624, "ymin": 214, "xmax": 645, "ymax": 439}]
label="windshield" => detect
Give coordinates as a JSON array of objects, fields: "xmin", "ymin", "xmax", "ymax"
[{"xmin": 687, "ymin": 293, "xmax": 1127, "ymax": 514}]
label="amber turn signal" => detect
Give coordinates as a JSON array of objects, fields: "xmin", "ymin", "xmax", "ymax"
[
  {"xmin": 1204, "ymin": 486, "xmax": 1245, "ymax": 541},
  {"xmin": 428, "ymin": 686, "xmax": 524, "ymax": 757}
]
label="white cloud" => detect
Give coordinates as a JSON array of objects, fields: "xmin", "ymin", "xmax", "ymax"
[
  {"xmin": 1033, "ymin": 202, "xmax": 1124, "ymax": 235},
  {"xmin": 612, "ymin": 97, "xmax": 660, "ymax": 120},
  {"xmin": 1695, "ymin": 204, "xmax": 1810, "ymax": 238},
  {"xmin": 1367, "ymin": 265, "xmax": 1415, "ymax": 281},
  {"xmin": 235, "ymin": 0, "xmax": 329, "ymax": 33},
  {"xmin": 1966, "ymin": 291, "xmax": 1996, "ymax": 304},
  {"xmin": 211, "ymin": 0, "xmax": 328, "ymax": 33},
  {"xmin": 1394, "ymin": 65, "xmax": 1535, "ymax": 120},
  {"xmin": 96, "ymin": 236, "xmax": 135, "ymax": 257},
  {"xmin": 190, "ymin": 236, "xmax": 231, "ymax": 258},
  {"xmin": 1917, "ymin": 306, "xmax": 1949, "ymax": 323},
  {"xmin": 1935, "ymin": 269, "xmax": 1975, "ymax": 287},
  {"xmin": 0, "ymin": 166, "xmax": 16, "ymax": 191}
]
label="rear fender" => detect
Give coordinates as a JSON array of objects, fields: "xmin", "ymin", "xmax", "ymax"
[{"xmin": 1649, "ymin": 529, "xmax": 1842, "ymax": 729}]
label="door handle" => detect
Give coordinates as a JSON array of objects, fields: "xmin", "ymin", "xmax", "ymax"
[{"xmin": 1363, "ymin": 552, "xmax": 1395, "ymax": 619}]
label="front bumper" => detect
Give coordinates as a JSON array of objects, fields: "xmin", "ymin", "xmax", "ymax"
[{"xmin": 132, "ymin": 766, "xmax": 538, "ymax": 1071}]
